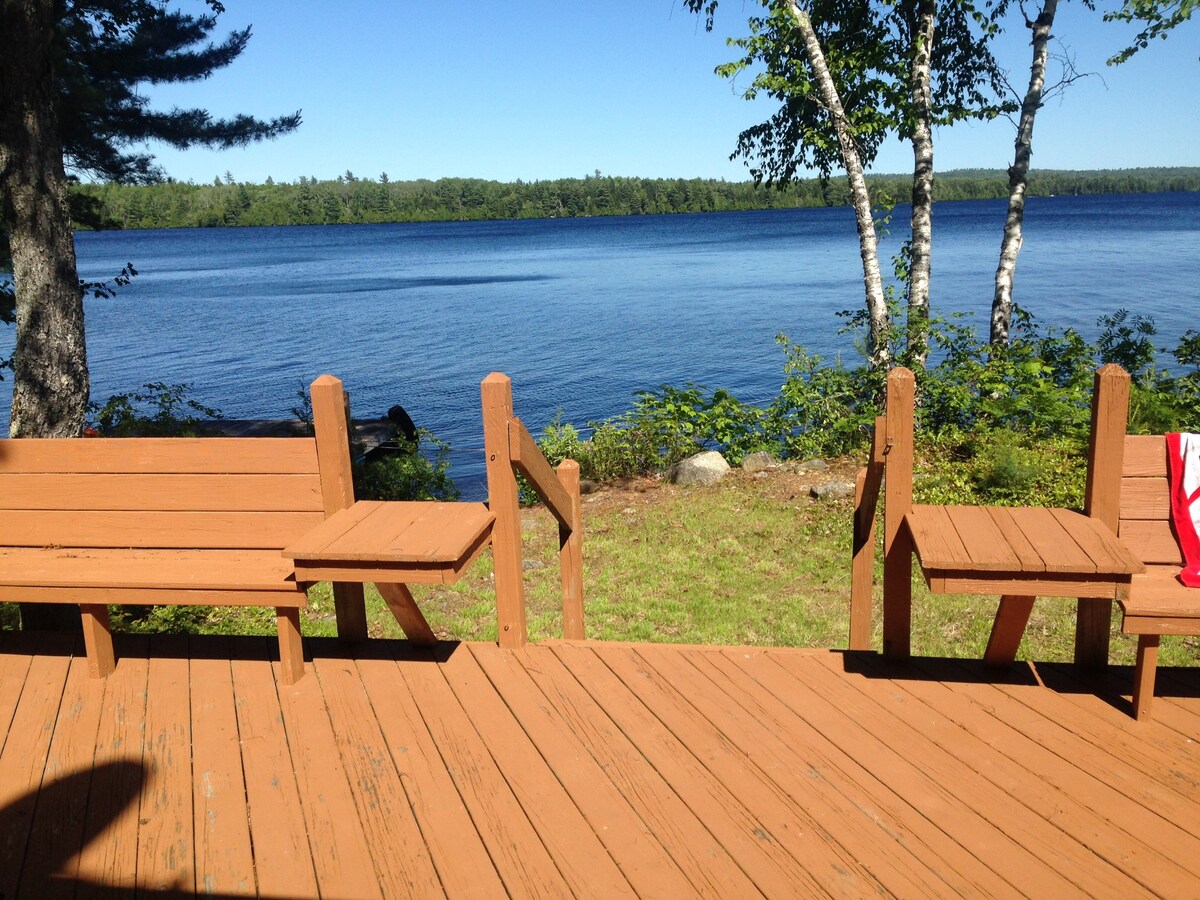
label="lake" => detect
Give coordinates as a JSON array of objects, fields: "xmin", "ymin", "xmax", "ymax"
[{"xmin": 2, "ymin": 191, "xmax": 1196, "ymax": 496}]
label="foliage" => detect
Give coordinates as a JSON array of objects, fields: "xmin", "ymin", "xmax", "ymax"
[
  {"xmin": 65, "ymin": 169, "xmax": 1200, "ymax": 230},
  {"xmin": 1105, "ymin": 0, "xmax": 1197, "ymax": 64},
  {"xmin": 352, "ymin": 431, "xmax": 460, "ymax": 502},
  {"xmin": 88, "ymin": 381, "xmax": 219, "ymax": 436}
]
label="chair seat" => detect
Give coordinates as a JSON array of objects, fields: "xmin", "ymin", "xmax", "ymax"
[{"xmin": 1121, "ymin": 565, "xmax": 1200, "ymax": 626}]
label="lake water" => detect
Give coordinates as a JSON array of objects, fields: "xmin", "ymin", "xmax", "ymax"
[{"xmin": 2, "ymin": 191, "xmax": 1196, "ymax": 496}]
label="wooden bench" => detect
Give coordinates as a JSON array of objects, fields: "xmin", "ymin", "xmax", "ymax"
[
  {"xmin": 0, "ymin": 375, "xmax": 366, "ymax": 684},
  {"xmin": 1090, "ymin": 365, "xmax": 1200, "ymax": 720}
]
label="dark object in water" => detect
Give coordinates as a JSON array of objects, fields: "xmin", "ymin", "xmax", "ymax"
[{"xmin": 363, "ymin": 404, "xmax": 419, "ymax": 462}]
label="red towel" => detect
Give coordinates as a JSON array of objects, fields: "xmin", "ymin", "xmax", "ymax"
[{"xmin": 1167, "ymin": 432, "xmax": 1200, "ymax": 587}]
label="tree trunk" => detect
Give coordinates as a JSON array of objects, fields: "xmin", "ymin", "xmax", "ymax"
[
  {"xmin": 907, "ymin": 0, "xmax": 937, "ymax": 366},
  {"xmin": 1, "ymin": 0, "xmax": 91, "ymax": 631},
  {"xmin": 785, "ymin": 1, "xmax": 890, "ymax": 366},
  {"xmin": 992, "ymin": 0, "xmax": 1057, "ymax": 345}
]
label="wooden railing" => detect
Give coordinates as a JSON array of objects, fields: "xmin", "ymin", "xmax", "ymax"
[
  {"xmin": 849, "ymin": 415, "xmax": 886, "ymax": 650},
  {"xmin": 481, "ymin": 373, "xmax": 584, "ymax": 649}
]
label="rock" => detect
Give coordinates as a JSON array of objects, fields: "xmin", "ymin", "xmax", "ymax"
[
  {"xmin": 671, "ymin": 450, "xmax": 731, "ymax": 486},
  {"xmin": 741, "ymin": 451, "xmax": 780, "ymax": 473},
  {"xmin": 522, "ymin": 559, "xmax": 547, "ymax": 571},
  {"xmin": 791, "ymin": 458, "xmax": 829, "ymax": 473},
  {"xmin": 579, "ymin": 479, "xmax": 600, "ymax": 495},
  {"xmin": 810, "ymin": 480, "xmax": 855, "ymax": 500}
]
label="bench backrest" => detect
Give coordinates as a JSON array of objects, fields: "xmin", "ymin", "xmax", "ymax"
[{"xmin": 0, "ymin": 374, "xmax": 354, "ymax": 553}]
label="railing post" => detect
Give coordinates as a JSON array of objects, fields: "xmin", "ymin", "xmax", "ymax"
[
  {"xmin": 849, "ymin": 415, "xmax": 885, "ymax": 651},
  {"xmin": 557, "ymin": 459, "xmax": 585, "ymax": 639},
  {"xmin": 311, "ymin": 374, "xmax": 367, "ymax": 641},
  {"xmin": 482, "ymin": 373, "xmax": 527, "ymax": 648},
  {"xmin": 1077, "ymin": 364, "xmax": 1131, "ymax": 668},
  {"xmin": 882, "ymin": 367, "xmax": 915, "ymax": 660}
]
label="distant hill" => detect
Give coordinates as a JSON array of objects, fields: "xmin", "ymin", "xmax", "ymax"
[{"xmin": 72, "ymin": 167, "xmax": 1200, "ymax": 230}]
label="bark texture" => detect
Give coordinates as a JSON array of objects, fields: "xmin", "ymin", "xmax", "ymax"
[
  {"xmin": 785, "ymin": 1, "xmax": 890, "ymax": 366},
  {"xmin": 992, "ymin": 0, "xmax": 1058, "ymax": 345},
  {"xmin": 2, "ymin": 0, "xmax": 90, "ymax": 632},
  {"xmin": 906, "ymin": 0, "xmax": 937, "ymax": 366},
  {"xmin": 1, "ymin": 0, "xmax": 90, "ymax": 439}
]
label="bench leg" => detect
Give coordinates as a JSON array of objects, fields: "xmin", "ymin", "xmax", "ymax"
[
  {"xmin": 79, "ymin": 604, "xmax": 116, "ymax": 678},
  {"xmin": 377, "ymin": 583, "xmax": 437, "ymax": 646},
  {"xmin": 984, "ymin": 595, "xmax": 1035, "ymax": 667},
  {"xmin": 1132, "ymin": 634, "xmax": 1160, "ymax": 722},
  {"xmin": 1074, "ymin": 598, "xmax": 1113, "ymax": 669},
  {"xmin": 332, "ymin": 582, "xmax": 368, "ymax": 641},
  {"xmin": 277, "ymin": 607, "xmax": 306, "ymax": 684}
]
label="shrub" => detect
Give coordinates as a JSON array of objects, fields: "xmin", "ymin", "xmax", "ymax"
[
  {"xmin": 353, "ymin": 430, "xmax": 459, "ymax": 502},
  {"xmin": 89, "ymin": 381, "xmax": 220, "ymax": 436}
]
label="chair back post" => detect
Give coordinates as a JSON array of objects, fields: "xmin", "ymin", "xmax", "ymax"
[
  {"xmin": 1077, "ymin": 363, "xmax": 1132, "ymax": 668},
  {"xmin": 482, "ymin": 373, "xmax": 528, "ymax": 648},
  {"xmin": 557, "ymin": 459, "xmax": 585, "ymax": 640},
  {"xmin": 311, "ymin": 374, "xmax": 367, "ymax": 641},
  {"xmin": 882, "ymin": 367, "xmax": 916, "ymax": 659}
]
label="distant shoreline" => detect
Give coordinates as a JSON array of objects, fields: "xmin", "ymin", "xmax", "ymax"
[{"xmin": 72, "ymin": 168, "xmax": 1200, "ymax": 231}]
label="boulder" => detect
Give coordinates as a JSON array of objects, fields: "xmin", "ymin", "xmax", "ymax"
[
  {"xmin": 810, "ymin": 480, "xmax": 856, "ymax": 500},
  {"xmin": 671, "ymin": 450, "xmax": 731, "ymax": 486},
  {"xmin": 789, "ymin": 458, "xmax": 829, "ymax": 474},
  {"xmin": 741, "ymin": 451, "xmax": 780, "ymax": 473}
]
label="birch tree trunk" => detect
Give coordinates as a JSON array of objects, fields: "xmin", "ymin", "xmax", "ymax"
[
  {"xmin": 2, "ymin": 0, "xmax": 91, "ymax": 631},
  {"xmin": 992, "ymin": 0, "xmax": 1057, "ymax": 345},
  {"xmin": 785, "ymin": 1, "xmax": 890, "ymax": 366},
  {"xmin": 907, "ymin": 0, "xmax": 937, "ymax": 366}
]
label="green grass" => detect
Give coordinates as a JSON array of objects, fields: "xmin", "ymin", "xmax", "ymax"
[{"xmin": 2, "ymin": 464, "xmax": 1198, "ymax": 669}]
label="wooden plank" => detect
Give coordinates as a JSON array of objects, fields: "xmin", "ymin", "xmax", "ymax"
[
  {"xmin": 883, "ymin": 521, "xmax": 914, "ymax": 660},
  {"xmin": 310, "ymin": 652, "xmax": 444, "ymax": 896},
  {"xmin": 1050, "ymin": 508, "xmax": 1144, "ymax": 574},
  {"xmin": 1085, "ymin": 363, "xmax": 1131, "ymax": 529},
  {"xmin": 291, "ymin": 529, "xmax": 491, "ymax": 585},
  {"xmin": 17, "ymin": 649, "xmax": 105, "ymax": 897},
  {"xmin": 0, "ymin": 472, "xmax": 323, "ymax": 511},
  {"xmin": 354, "ymin": 645, "xmax": 506, "ymax": 897},
  {"xmin": 274, "ymin": 658, "xmax": 383, "ymax": 898},
  {"xmin": 944, "ymin": 505, "xmax": 1023, "ymax": 571},
  {"xmin": 0, "ymin": 637, "xmax": 36, "ymax": 757},
  {"xmin": 849, "ymin": 419, "xmax": 884, "ymax": 652},
  {"xmin": 986, "ymin": 507, "xmax": 1048, "ymax": 572},
  {"xmin": 376, "ymin": 582, "xmax": 437, "ymax": 645},
  {"xmin": 376, "ymin": 504, "xmax": 493, "ymax": 563},
  {"xmin": 449, "ymin": 645, "xmax": 642, "ymax": 898},
  {"xmin": 136, "ymin": 642, "xmax": 195, "ymax": 893},
  {"xmin": 906, "ymin": 506, "xmax": 972, "ymax": 572},
  {"xmin": 482, "ymin": 373, "xmax": 527, "ymax": 648},
  {"xmin": 882, "ymin": 368, "xmax": 915, "ymax": 661},
  {"xmin": 230, "ymin": 648, "xmax": 320, "ymax": 898},
  {"xmin": 849, "ymin": 653, "xmax": 1200, "ymax": 894},
  {"xmin": 281, "ymin": 500, "xmax": 388, "ymax": 558},
  {"xmin": 646, "ymin": 646, "xmax": 1005, "ymax": 897},
  {"xmin": 1121, "ymin": 567, "xmax": 1200, "ymax": 617},
  {"xmin": 1124, "ymin": 433, "xmax": 1167, "ymax": 477},
  {"xmin": 1119, "ymin": 519, "xmax": 1183, "ymax": 565},
  {"xmin": 1133, "ymin": 635, "xmax": 1160, "ymax": 721},
  {"xmin": 0, "ymin": 436, "xmax": 319, "ymax": 474},
  {"xmin": 557, "ymin": 460, "xmax": 585, "ymax": 640},
  {"xmin": 0, "ymin": 585, "xmax": 307, "ymax": 607},
  {"xmin": 79, "ymin": 604, "xmax": 115, "ymax": 678},
  {"xmin": 928, "ymin": 572, "xmax": 1125, "ymax": 599},
  {"xmin": 0, "ymin": 548, "xmax": 304, "ymax": 592},
  {"xmin": 0, "ymin": 639, "xmax": 71, "ymax": 899},
  {"xmin": 396, "ymin": 645, "xmax": 569, "ymax": 896},
  {"xmin": 73, "ymin": 636, "xmax": 150, "ymax": 897},
  {"xmin": 545, "ymin": 643, "xmax": 845, "ymax": 898},
  {"xmin": 0, "ymin": 509, "xmax": 324, "ymax": 550},
  {"xmin": 1017, "ymin": 506, "xmax": 1097, "ymax": 573},
  {"xmin": 741, "ymin": 652, "xmax": 1089, "ymax": 896},
  {"xmin": 1120, "ymin": 476, "xmax": 1170, "ymax": 519},
  {"xmin": 189, "ymin": 646, "xmax": 256, "ymax": 896},
  {"xmin": 509, "ymin": 416, "xmax": 576, "ymax": 531}
]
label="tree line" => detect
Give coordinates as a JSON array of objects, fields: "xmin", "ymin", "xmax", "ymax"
[{"xmin": 72, "ymin": 168, "xmax": 1200, "ymax": 230}]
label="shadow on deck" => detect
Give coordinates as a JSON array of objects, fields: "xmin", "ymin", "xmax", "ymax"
[{"xmin": 2, "ymin": 631, "xmax": 1199, "ymax": 897}]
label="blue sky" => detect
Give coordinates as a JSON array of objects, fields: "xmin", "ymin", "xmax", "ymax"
[{"xmin": 143, "ymin": 1, "xmax": 1198, "ymax": 185}]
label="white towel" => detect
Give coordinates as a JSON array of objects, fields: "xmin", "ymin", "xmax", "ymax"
[{"xmin": 1167, "ymin": 432, "xmax": 1200, "ymax": 587}]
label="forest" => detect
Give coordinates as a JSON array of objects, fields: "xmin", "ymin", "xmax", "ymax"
[{"xmin": 72, "ymin": 167, "xmax": 1200, "ymax": 230}]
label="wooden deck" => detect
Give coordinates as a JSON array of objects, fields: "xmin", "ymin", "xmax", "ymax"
[{"xmin": 3, "ymin": 633, "xmax": 1200, "ymax": 898}]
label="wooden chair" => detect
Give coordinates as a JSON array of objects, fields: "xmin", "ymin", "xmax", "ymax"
[
  {"xmin": 851, "ymin": 366, "xmax": 1145, "ymax": 674},
  {"xmin": 1089, "ymin": 366, "xmax": 1200, "ymax": 720}
]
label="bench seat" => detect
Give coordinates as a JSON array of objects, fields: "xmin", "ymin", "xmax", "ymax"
[
  {"xmin": 0, "ymin": 548, "xmax": 306, "ymax": 598},
  {"xmin": 1121, "ymin": 566, "xmax": 1200, "ymax": 631}
]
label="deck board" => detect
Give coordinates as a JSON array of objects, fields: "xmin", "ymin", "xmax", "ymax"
[{"xmin": 2, "ymin": 633, "xmax": 1200, "ymax": 898}]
